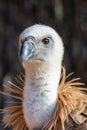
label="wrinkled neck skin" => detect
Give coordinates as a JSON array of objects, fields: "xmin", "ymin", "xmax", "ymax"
[{"xmin": 23, "ymin": 60, "xmax": 62, "ymax": 130}]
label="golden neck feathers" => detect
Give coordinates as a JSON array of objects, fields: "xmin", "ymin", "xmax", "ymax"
[{"xmin": 0, "ymin": 67, "xmax": 87, "ymax": 130}]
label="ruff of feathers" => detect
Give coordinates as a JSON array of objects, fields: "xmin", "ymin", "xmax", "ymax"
[{"xmin": 0, "ymin": 67, "xmax": 87, "ymax": 130}]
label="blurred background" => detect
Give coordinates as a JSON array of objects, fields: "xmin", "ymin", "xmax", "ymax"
[{"xmin": 0, "ymin": 0, "xmax": 87, "ymax": 129}]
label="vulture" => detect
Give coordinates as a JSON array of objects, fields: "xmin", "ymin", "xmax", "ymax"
[{"xmin": 0, "ymin": 24, "xmax": 87, "ymax": 130}]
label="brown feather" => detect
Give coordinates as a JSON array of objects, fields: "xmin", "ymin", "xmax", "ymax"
[
  {"xmin": 43, "ymin": 67, "xmax": 87, "ymax": 130},
  {"xmin": 0, "ymin": 67, "xmax": 87, "ymax": 130}
]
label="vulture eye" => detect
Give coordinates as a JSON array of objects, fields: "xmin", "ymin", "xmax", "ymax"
[
  {"xmin": 42, "ymin": 37, "xmax": 53, "ymax": 48},
  {"xmin": 42, "ymin": 38, "xmax": 50, "ymax": 45}
]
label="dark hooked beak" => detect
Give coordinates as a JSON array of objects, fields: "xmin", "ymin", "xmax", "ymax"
[{"xmin": 20, "ymin": 36, "xmax": 36, "ymax": 66}]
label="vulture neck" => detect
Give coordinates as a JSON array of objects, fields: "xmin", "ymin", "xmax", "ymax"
[{"xmin": 23, "ymin": 60, "xmax": 61, "ymax": 130}]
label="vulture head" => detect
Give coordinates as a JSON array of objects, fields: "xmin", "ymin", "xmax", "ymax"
[{"xmin": 19, "ymin": 24, "xmax": 64, "ymax": 68}]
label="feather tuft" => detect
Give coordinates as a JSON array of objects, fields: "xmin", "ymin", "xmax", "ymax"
[
  {"xmin": 43, "ymin": 67, "xmax": 87, "ymax": 130},
  {"xmin": 0, "ymin": 67, "xmax": 87, "ymax": 130}
]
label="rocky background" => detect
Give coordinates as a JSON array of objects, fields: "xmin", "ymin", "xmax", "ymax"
[{"xmin": 0, "ymin": 0, "xmax": 87, "ymax": 129}]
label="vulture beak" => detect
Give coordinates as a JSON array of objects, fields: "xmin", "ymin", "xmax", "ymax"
[{"xmin": 20, "ymin": 36, "xmax": 36, "ymax": 66}]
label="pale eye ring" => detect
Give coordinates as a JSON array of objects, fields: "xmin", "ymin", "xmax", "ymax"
[
  {"xmin": 42, "ymin": 38, "xmax": 50, "ymax": 45},
  {"xmin": 42, "ymin": 37, "xmax": 53, "ymax": 48}
]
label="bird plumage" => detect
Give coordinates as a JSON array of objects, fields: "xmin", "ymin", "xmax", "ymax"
[
  {"xmin": 0, "ymin": 67, "xmax": 87, "ymax": 130},
  {"xmin": 0, "ymin": 24, "xmax": 87, "ymax": 130},
  {"xmin": 19, "ymin": 24, "xmax": 64, "ymax": 129}
]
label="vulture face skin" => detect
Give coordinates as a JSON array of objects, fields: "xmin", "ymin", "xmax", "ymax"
[{"xmin": 19, "ymin": 24, "xmax": 64, "ymax": 67}]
